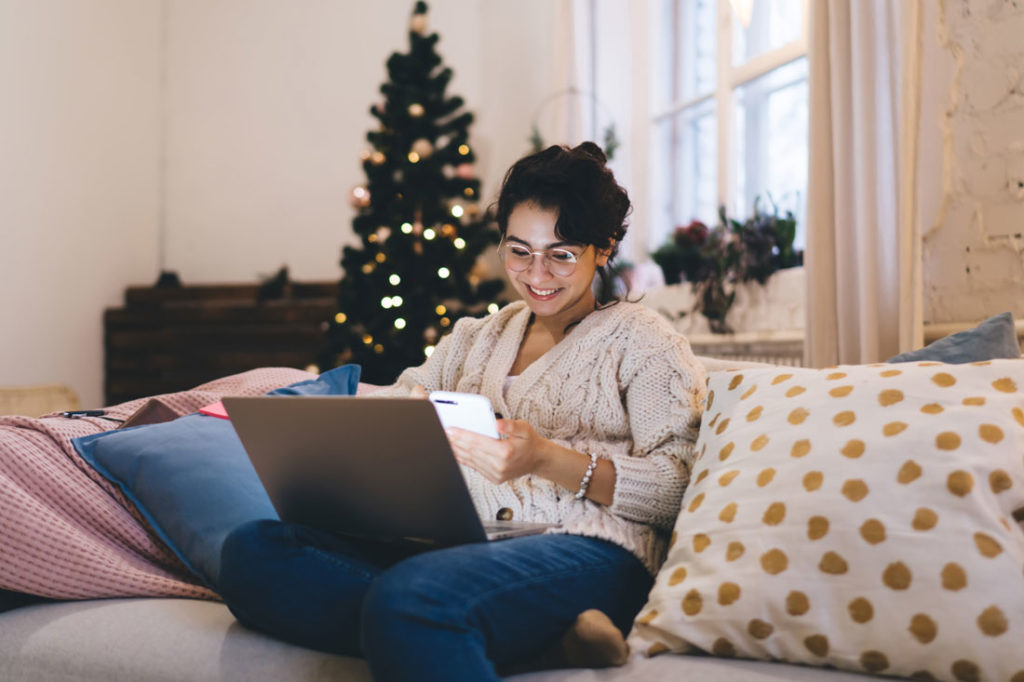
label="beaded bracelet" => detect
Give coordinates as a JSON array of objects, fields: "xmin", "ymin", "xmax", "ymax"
[{"xmin": 574, "ymin": 452, "xmax": 598, "ymax": 500}]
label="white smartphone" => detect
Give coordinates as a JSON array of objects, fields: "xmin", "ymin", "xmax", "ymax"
[{"xmin": 429, "ymin": 391, "xmax": 499, "ymax": 439}]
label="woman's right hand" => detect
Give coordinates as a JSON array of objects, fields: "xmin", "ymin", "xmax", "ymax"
[{"xmin": 409, "ymin": 385, "xmax": 429, "ymax": 399}]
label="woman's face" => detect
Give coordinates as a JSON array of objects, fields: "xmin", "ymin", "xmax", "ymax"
[{"xmin": 502, "ymin": 201, "xmax": 610, "ymax": 328}]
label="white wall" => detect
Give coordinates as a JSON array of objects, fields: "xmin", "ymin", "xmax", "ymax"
[
  {"xmin": 919, "ymin": 0, "xmax": 1024, "ymax": 323},
  {"xmin": 0, "ymin": 0, "xmax": 161, "ymax": 408},
  {"xmin": 163, "ymin": 0, "xmax": 560, "ymax": 282}
]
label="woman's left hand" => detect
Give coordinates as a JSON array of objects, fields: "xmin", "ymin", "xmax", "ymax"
[{"xmin": 446, "ymin": 419, "xmax": 551, "ymax": 484}]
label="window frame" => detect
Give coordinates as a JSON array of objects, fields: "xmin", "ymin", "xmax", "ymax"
[{"xmin": 649, "ymin": 0, "xmax": 809, "ymax": 249}]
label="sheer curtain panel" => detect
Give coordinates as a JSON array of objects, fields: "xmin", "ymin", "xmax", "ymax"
[{"xmin": 804, "ymin": 0, "xmax": 923, "ymax": 367}]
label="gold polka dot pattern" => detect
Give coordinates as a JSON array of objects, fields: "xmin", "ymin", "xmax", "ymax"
[
  {"xmin": 629, "ymin": 359, "xmax": 1024, "ymax": 681},
  {"xmin": 848, "ymin": 597, "xmax": 873, "ymax": 623},
  {"xmin": 787, "ymin": 590, "xmax": 810, "ymax": 615}
]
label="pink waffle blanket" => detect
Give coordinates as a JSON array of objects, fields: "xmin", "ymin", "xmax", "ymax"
[{"xmin": 0, "ymin": 367, "xmax": 315, "ymax": 601}]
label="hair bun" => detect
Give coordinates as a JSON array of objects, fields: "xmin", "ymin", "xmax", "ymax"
[{"xmin": 573, "ymin": 141, "xmax": 608, "ymax": 164}]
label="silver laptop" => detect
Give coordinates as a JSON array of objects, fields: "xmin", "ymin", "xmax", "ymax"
[{"xmin": 222, "ymin": 395, "xmax": 554, "ymax": 546}]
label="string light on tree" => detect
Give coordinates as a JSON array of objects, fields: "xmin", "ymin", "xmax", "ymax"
[{"xmin": 317, "ymin": 0, "xmax": 506, "ymax": 384}]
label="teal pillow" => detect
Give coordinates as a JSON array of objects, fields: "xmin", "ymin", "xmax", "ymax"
[
  {"xmin": 73, "ymin": 365, "xmax": 360, "ymax": 590},
  {"xmin": 888, "ymin": 312, "xmax": 1020, "ymax": 364}
]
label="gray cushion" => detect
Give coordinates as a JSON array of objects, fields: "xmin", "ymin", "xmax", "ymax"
[
  {"xmin": 888, "ymin": 312, "xmax": 1021, "ymax": 364},
  {"xmin": 0, "ymin": 599, "xmax": 900, "ymax": 682}
]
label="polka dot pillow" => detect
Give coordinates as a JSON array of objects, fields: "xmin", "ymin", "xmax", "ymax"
[{"xmin": 629, "ymin": 360, "xmax": 1024, "ymax": 682}]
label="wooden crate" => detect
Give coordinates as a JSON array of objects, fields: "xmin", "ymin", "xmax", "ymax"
[{"xmin": 104, "ymin": 281, "xmax": 337, "ymax": 405}]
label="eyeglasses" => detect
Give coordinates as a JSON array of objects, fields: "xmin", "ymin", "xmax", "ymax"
[{"xmin": 498, "ymin": 241, "xmax": 585, "ymax": 277}]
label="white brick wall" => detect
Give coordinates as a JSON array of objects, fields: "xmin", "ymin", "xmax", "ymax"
[{"xmin": 922, "ymin": 0, "xmax": 1024, "ymax": 324}]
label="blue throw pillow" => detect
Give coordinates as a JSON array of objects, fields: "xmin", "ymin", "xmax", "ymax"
[
  {"xmin": 888, "ymin": 312, "xmax": 1021, "ymax": 364},
  {"xmin": 73, "ymin": 364, "xmax": 361, "ymax": 591},
  {"xmin": 0, "ymin": 588, "xmax": 48, "ymax": 614}
]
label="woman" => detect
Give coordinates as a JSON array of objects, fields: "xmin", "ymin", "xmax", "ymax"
[{"xmin": 218, "ymin": 142, "xmax": 707, "ymax": 680}]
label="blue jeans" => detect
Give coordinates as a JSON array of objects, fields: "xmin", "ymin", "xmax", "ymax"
[{"xmin": 219, "ymin": 520, "xmax": 652, "ymax": 682}]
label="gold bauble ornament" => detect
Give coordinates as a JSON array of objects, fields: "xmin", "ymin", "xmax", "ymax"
[
  {"xmin": 408, "ymin": 103, "xmax": 425, "ymax": 118},
  {"xmin": 411, "ymin": 138, "xmax": 434, "ymax": 159},
  {"xmin": 410, "ymin": 13, "xmax": 428, "ymax": 34},
  {"xmin": 349, "ymin": 185, "xmax": 371, "ymax": 209}
]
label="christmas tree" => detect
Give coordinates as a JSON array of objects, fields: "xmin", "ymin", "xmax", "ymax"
[{"xmin": 318, "ymin": 1, "xmax": 505, "ymax": 384}]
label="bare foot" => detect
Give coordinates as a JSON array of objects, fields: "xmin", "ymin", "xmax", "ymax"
[
  {"xmin": 558, "ymin": 609, "xmax": 630, "ymax": 668},
  {"xmin": 499, "ymin": 609, "xmax": 630, "ymax": 676}
]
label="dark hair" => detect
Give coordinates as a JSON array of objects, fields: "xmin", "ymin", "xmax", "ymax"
[{"xmin": 494, "ymin": 142, "xmax": 631, "ymax": 303}]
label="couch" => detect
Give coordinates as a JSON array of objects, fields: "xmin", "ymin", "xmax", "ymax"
[
  {"xmin": 0, "ymin": 597, "xmax": 887, "ymax": 681},
  {"xmin": 2, "ymin": 335, "xmax": 1021, "ymax": 681}
]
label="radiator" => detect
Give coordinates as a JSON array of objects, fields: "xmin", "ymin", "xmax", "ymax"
[{"xmin": 685, "ymin": 331, "xmax": 805, "ymax": 367}]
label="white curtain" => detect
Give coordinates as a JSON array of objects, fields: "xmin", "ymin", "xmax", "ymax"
[{"xmin": 804, "ymin": 0, "xmax": 924, "ymax": 367}]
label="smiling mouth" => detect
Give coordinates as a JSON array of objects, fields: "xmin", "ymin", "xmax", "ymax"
[{"xmin": 526, "ymin": 284, "xmax": 561, "ymax": 298}]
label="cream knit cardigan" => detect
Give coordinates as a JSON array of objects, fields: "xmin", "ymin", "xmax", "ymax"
[{"xmin": 375, "ymin": 300, "xmax": 706, "ymax": 573}]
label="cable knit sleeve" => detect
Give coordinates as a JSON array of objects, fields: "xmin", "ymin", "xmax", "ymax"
[
  {"xmin": 369, "ymin": 314, "xmax": 484, "ymax": 398},
  {"xmin": 607, "ymin": 331, "xmax": 706, "ymax": 530}
]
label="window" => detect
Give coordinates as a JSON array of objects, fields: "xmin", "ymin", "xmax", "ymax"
[{"xmin": 650, "ymin": 0, "xmax": 808, "ymax": 251}]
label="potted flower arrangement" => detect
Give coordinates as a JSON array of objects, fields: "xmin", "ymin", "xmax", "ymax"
[{"xmin": 651, "ymin": 200, "xmax": 802, "ymax": 333}]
